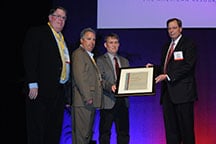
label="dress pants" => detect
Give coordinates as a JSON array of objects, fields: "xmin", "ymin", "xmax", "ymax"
[
  {"xmin": 25, "ymin": 84, "xmax": 66, "ymax": 144},
  {"xmin": 99, "ymin": 98, "xmax": 130, "ymax": 144},
  {"xmin": 162, "ymin": 92, "xmax": 195, "ymax": 144},
  {"xmin": 72, "ymin": 106, "xmax": 96, "ymax": 144}
]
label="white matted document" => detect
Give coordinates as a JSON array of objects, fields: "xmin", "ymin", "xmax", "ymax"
[{"xmin": 115, "ymin": 66, "xmax": 155, "ymax": 96}]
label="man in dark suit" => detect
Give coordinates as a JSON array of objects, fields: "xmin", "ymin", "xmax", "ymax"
[
  {"xmin": 22, "ymin": 6, "xmax": 72, "ymax": 144},
  {"xmin": 97, "ymin": 33, "xmax": 130, "ymax": 144},
  {"xmin": 71, "ymin": 28, "xmax": 103, "ymax": 144},
  {"xmin": 147, "ymin": 18, "xmax": 198, "ymax": 144}
]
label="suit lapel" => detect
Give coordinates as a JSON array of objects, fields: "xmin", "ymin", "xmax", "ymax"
[{"xmin": 104, "ymin": 53, "xmax": 115, "ymax": 71}]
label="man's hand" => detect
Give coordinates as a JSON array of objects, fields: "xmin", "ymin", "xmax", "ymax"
[
  {"xmin": 111, "ymin": 85, "xmax": 116, "ymax": 93},
  {"xmin": 86, "ymin": 99, "xmax": 93, "ymax": 105},
  {"xmin": 155, "ymin": 74, "xmax": 167, "ymax": 83},
  {"xmin": 28, "ymin": 88, "xmax": 38, "ymax": 99},
  {"xmin": 146, "ymin": 63, "xmax": 153, "ymax": 68}
]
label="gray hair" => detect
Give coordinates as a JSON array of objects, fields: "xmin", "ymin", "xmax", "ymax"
[{"xmin": 80, "ymin": 27, "xmax": 96, "ymax": 39}]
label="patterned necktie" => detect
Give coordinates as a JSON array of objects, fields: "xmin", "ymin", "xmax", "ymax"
[
  {"xmin": 114, "ymin": 57, "xmax": 120, "ymax": 79},
  {"xmin": 57, "ymin": 33, "xmax": 67, "ymax": 80},
  {"xmin": 91, "ymin": 56, "xmax": 102, "ymax": 81},
  {"xmin": 91, "ymin": 56, "xmax": 97, "ymax": 65},
  {"xmin": 164, "ymin": 42, "xmax": 175, "ymax": 73},
  {"xmin": 48, "ymin": 22, "xmax": 66, "ymax": 80}
]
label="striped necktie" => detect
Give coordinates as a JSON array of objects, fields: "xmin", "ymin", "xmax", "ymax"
[{"xmin": 164, "ymin": 42, "xmax": 175, "ymax": 73}]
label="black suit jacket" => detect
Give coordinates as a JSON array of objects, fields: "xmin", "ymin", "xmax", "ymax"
[
  {"xmin": 159, "ymin": 35, "xmax": 198, "ymax": 104},
  {"xmin": 23, "ymin": 24, "xmax": 72, "ymax": 103}
]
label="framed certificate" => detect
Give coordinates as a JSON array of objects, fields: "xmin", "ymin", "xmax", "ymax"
[{"xmin": 115, "ymin": 66, "xmax": 155, "ymax": 96}]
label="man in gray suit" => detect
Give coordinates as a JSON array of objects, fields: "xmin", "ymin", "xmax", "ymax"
[
  {"xmin": 71, "ymin": 28, "xmax": 103, "ymax": 144},
  {"xmin": 97, "ymin": 33, "xmax": 130, "ymax": 144}
]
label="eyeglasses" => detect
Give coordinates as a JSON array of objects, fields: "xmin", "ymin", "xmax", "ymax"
[{"xmin": 52, "ymin": 14, "xmax": 67, "ymax": 21}]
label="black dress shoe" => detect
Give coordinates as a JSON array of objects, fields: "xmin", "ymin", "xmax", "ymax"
[{"xmin": 89, "ymin": 140, "xmax": 97, "ymax": 144}]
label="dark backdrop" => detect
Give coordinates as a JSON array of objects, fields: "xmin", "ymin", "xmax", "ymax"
[
  {"xmin": 5, "ymin": 0, "xmax": 216, "ymax": 143},
  {"xmin": 4, "ymin": 1, "xmax": 52, "ymax": 143}
]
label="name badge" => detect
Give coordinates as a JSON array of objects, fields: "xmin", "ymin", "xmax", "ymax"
[{"xmin": 174, "ymin": 51, "xmax": 184, "ymax": 61}]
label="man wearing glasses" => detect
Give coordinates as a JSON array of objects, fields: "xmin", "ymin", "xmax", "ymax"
[{"xmin": 23, "ymin": 6, "xmax": 72, "ymax": 144}]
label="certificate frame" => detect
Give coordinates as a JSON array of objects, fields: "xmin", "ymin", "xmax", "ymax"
[{"xmin": 115, "ymin": 66, "xmax": 155, "ymax": 96}]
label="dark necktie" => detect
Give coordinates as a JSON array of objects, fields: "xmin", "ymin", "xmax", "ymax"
[
  {"xmin": 114, "ymin": 57, "xmax": 120, "ymax": 79},
  {"xmin": 164, "ymin": 42, "xmax": 175, "ymax": 73}
]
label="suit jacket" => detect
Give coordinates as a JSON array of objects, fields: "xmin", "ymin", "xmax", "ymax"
[
  {"xmin": 23, "ymin": 24, "xmax": 72, "ymax": 103},
  {"xmin": 160, "ymin": 35, "xmax": 198, "ymax": 104},
  {"xmin": 72, "ymin": 46, "xmax": 103, "ymax": 108},
  {"xmin": 96, "ymin": 53, "xmax": 129, "ymax": 109}
]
